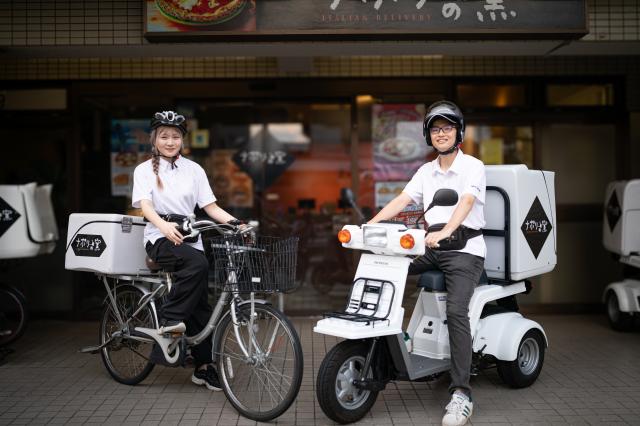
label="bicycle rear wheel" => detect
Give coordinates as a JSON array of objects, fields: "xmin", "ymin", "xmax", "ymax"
[
  {"xmin": 100, "ymin": 285, "xmax": 156, "ymax": 385},
  {"xmin": 0, "ymin": 285, "xmax": 27, "ymax": 347},
  {"xmin": 215, "ymin": 303, "xmax": 303, "ymax": 422}
]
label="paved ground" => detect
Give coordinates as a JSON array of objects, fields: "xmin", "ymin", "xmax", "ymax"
[{"xmin": 1, "ymin": 315, "xmax": 639, "ymax": 425}]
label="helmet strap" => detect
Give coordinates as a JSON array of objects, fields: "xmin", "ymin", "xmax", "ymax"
[
  {"xmin": 153, "ymin": 146, "xmax": 180, "ymax": 169},
  {"xmin": 436, "ymin": 143, "xmax": 459, "ymax": 156}
]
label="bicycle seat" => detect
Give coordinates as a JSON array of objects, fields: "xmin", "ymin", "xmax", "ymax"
[
  {"xmin": 145, "ymin": 256, "xmax": 162, "ymax": 272},
  {"xmin": 417, "ymin": 269, "xmax": 489, "ymax": 292}
]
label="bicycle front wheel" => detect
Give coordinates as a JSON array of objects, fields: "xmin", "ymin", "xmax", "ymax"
[
  {"xmin": 100, "ymin": 285, "xmax": 156, "ymax": 385},
  {"xmin": 0, "ymin": 285, "xmax": 27, "ymax": 347},
  {"xmin": 215, "ymin": 303, "xmax": 303, "ymax": 422}
]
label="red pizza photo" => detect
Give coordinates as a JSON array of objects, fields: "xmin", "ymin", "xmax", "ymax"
[{"xmin": 146, "ymin": 0, "xmax": 256, "ymax": 32}]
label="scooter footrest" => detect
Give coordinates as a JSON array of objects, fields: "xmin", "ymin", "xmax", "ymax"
[{"xmin": 353, "ymin": 378, "xmax": 386, "ymax": 392}]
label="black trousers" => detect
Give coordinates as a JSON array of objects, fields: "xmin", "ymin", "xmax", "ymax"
[
  {"xmin": 146, "ymin": 238, "xmax": 213, "ymax": 366},
  {"xmin": 408, "ymin": 249, "xmax": 485, "ymax": 395}
]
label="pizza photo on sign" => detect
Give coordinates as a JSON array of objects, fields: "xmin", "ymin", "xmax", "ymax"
[{"xmin": 146, "ymin": 0, "xmax": 256, "ymax": 32}]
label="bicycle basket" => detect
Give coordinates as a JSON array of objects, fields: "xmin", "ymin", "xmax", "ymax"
[{"xmin": 208, "ymin": 235, "xmax": 299, "ymax": 293}]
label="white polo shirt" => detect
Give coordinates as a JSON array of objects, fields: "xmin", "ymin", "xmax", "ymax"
[
  {"xmin": 132, "ymin": 156, "xmax": 216, "ymax": 251},
  {"xmin": 403, "ymin": 150, "xmax": 486, "ymax": 258}
]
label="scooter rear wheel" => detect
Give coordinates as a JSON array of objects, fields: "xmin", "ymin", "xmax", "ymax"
[
  {"xmin": 497, "ymin": 329, "xmax": 545, "ymax": 388},
  {"xmin": 606, "ymin": 291, "xmax": 634, "ymax": 331},
  {"xmin": 317, "ymin": 340, "xmax": 378, "ymax": 424}
]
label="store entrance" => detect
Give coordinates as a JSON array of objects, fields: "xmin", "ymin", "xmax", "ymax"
[{"xmin": 185, "ymin": 100, "xmax": 356, "ymax": 313}]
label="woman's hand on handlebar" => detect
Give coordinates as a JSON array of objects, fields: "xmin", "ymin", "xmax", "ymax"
[{"xmin": 159, "ymin": 220, "xmax": 184, "ymax": 245}]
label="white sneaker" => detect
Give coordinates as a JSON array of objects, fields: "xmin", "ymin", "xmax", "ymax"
[
  {"xmin": 159, "ymin": 321, "xmax": 186, "ymax": 334},
  {"xmin": 442, "ymin": 391, "xmax": 473, "ymax": 426}
]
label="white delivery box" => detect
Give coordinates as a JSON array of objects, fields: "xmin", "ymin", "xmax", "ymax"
[
  {"xmin": 484, "ymin": 165, "xmax": 557, "ymax": 281},
  {"xmin": 603, "ymin": 180, "xmax": 640, "ymax": 256},
  {"xmin": 65, "ymin": 213, "xmax": 150, "ymax": 275},
  {"xmin": 0, "ymin": 183, "xmax": 59, "ymax": 259}
]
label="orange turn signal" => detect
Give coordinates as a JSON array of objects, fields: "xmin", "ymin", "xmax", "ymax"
[
  {"xmin": 400, "ymin": 234, "xmax": 415, "ymax": 249},
  {"xmin": 338, "ymin": 229, "xmax": 352, "ymax": 243}
]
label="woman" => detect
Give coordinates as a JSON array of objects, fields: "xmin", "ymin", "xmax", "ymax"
[{"xmin": 132, "ymin": 110, "xmax": 241, "ymax": 391}]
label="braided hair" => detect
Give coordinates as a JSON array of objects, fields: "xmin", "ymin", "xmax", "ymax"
[{"xmin": 150, "ymin": 128, "xmax": 164, "ymax": 190}]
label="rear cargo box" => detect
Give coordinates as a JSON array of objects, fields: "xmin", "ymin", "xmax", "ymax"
[
  {"xmin": 0, "ymin": 183, "xmax": 58, "ymax": 259},
  {"xmin": 65, "ymin": 213, "xmax": 150, "ymax": 275},
  {"xmin": 602, "ymin": 180, "xmax": 640, "ymax": 256},
  {"xmin": 484, "ymin": 165, "xmax": 557, "ymax": 281}
]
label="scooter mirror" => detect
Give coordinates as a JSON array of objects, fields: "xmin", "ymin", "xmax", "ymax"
[
  {"xmin": 430, "ymin": 188, "xmax": 458, "ymax": 208},
  {"xmin": 416, "ymin": 189, "xmax": 459, "ymax": 229}
]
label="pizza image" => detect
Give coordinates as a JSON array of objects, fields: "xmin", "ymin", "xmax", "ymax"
[{"xmin": 155, "ymin": 0, "xmax": 248, "ymax": 26}]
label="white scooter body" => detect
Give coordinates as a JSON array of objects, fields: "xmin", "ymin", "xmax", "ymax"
[
  {"xmin": 602, "ymin": 180, "xmax": 640, "ymax": 328},
  {"xmin": 314, "ymin": 223, "xmax": 547, "ymax": 379},
  {"xmin": 603, "ymin": 256, "xmax": 640, "ymax": 314}
]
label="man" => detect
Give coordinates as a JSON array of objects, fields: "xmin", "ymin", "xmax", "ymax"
[{"xmin": 368, "ymin": 101, "xmax": 485, "ymax": 426}]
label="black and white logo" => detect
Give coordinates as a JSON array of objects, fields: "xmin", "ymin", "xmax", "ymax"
[
  {"xmin": 521, "ymin": 197, "xmax": 552, "ymax": 259},
  {"xmin": 71, "ymin": 234, "xmax": 106, "ymax": 257},
  {"xmin": 605, "ymin": 190, "xmax": 621, "ymax": 233},
  {"xmin": 0, "ymin": 196, "xmax": 21, "ymax": 239}
]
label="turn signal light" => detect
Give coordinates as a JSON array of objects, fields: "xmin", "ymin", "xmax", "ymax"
[
  {"xmin": 338, "ymin": 229, "xmax": 352, "ymax": 243},
  {"xmin": 400, "ymin": 234, "xmax": 415, "ymax": 249}
]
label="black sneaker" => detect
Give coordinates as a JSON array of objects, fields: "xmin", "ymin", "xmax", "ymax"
[{"xmin": 191, "ymin": 365, "xmax": 222, "ymax": 391}]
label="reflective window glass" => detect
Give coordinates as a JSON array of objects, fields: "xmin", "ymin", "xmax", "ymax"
[
  {"xmin": 547, "ymin": 84, "xmax": 614, "ymax": 106},
  {"xmin": 457, "ymin": 84, "xmax": 526, "ymax": 107}
]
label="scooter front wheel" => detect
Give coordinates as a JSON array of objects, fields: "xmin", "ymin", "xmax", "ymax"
[
  {"xmin": 497, "ymin": 329, "xmax": 545, "ymax": 388},
  {"xmin": 316, "ymin": 340, "xmax": 378, "ymax": 424}
]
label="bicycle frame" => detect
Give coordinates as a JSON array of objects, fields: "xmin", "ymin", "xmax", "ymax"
[{"xmin": 94, "ymin": 237, "xmax": 277, "ymax": 366}]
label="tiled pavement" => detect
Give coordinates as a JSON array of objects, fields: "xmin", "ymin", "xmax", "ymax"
[{"xmin": 1, "ymin": 315, "xmax": 639, "ymax": 425}]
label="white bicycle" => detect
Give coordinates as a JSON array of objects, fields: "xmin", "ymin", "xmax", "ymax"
[{"xmin": 78, "ymin": 218, "xmax": 303, "ymax": 422}]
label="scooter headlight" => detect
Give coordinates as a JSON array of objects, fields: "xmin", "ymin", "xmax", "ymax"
[
  {"xmin": 363, "ymin": 226, "xmax": 387, "ymax": 247},
  {"xmin": 338, "ymin": 229, "xmax": 351, "ymax": 243},
  {"xmin": 400, "ymin": 234, "xmax": 415, "ymax": 249}
]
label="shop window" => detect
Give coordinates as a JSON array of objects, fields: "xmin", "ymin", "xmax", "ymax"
[
  {"xmin": 546, "ymin": 84, "xmax": 614, "ymax": 107},
  {"xmin": 456, "ymin": 84, "xmax": 526, "ymax": 108},
  {"xmin": 462, "ymin": 125, "xmax": 533, "ymax": 168}
]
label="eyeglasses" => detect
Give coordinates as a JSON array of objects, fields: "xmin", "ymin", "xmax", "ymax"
[{"xmin": 429, "ymin": 125, "xmax": 456, "ymax": 135}]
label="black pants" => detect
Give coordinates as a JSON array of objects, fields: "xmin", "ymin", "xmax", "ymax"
[
  {"xmin": 146, "ymin": 238, "xmax": 213, "ymax": 366},
  {"xmin": 409, "ymin": 249, "xmax": 485, "ymax": 396}
]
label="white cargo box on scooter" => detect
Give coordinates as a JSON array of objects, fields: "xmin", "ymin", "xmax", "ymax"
[
  {"xmin": 0, "ymin": 183, "xmax": 58, "ymax": 259},
  {"xmin": 65, "ymin": 213, "xmax": 150, "ymax": 275},
  {"xmin": 485, "ymin": 165, "xmax": 556, "ymax": 281},
  {"xmin": 602, "ymin": 180, "xmax": 640, "ymax": 257}
]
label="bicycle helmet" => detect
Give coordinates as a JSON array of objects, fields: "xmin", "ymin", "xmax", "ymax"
[
  {"xmin": 150, "ymin": 110, "xmax": 187, "ymax": 135},
  {"xmin": 422, "ymin": 101, "xmax": 465, "ymax": 154}
]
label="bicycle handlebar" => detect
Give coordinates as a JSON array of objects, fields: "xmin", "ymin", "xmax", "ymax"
[{"xmin": 181, "ymin": 214, "xmax": 255, "ymax": 240}]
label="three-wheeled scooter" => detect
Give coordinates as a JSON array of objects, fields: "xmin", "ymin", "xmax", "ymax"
[
  {"xmin": 314, "ymin": 165, "xmax": 557, "ymax": 424},
  {"xmin": 602, "ymin": 179, "xmax": 640, "ymax": 331}
]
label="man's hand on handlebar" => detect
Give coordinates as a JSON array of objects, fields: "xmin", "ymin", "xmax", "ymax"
[{"xmin": 425, "ymin": 228, "xmax": 452, "ymax": 249}]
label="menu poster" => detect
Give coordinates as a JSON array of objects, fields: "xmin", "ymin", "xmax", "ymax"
[
  {"xmin": 110, "ymin": 120, "xmax": 150, "ymax": 197},
  {"xmin": 393, "ymin": 203, "xmax": 426, "ymax": 228},
  {"xmin": 209, "ymin": 149, "xmax": 254, "ymax": 208},
  {"xmin": 374, "ymin": 181, "xmax": 406, "ymax": 210},
  {"xmin": 372, "ymin": 104, "xmax": 429, "ymax": 182}
]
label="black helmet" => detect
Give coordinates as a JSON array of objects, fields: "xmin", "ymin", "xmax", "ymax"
[
  {"xmin": 150, "ymin": 110, "xmax": 187, "ymax": 135},
  {"xmin": 422, "ymin": 101, "xmax": 465, "ymax": 148}
]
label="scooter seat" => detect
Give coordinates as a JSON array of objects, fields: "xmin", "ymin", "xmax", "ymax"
[{"xmin": 417, "ymin": 269, "xmax": 489, "ymax": 292}]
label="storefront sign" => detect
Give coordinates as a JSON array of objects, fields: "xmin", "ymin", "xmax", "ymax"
[
  {"xmin": 145, "ymin": 0, "xmax": 587, "ymax": 41},
  {"xmin": 233, "ymin": 127, "xmax": 295, "ymax": 190}
]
